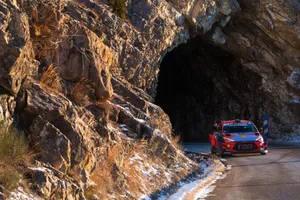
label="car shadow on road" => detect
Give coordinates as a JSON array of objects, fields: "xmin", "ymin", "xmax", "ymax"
[{"xmin": 230, "ymin": 153, "xmax": 261, "ymax": 157}]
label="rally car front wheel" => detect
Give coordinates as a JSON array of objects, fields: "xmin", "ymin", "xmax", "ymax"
[
  {"xmin": 260, "ymin": 150, "xmax": 268, "ymax": 155},
  {"xmin": 218, "ymin": 146, "xmax": 225, "ymax": 157},
  {"xmin": 211, "ymin": 147, "xmax": 217, "ymax": 154}
]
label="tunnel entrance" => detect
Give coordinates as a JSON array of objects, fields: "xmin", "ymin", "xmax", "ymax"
[{"xmin": 155, "ymin": 36, "xmax": 263, "ymax": 142}]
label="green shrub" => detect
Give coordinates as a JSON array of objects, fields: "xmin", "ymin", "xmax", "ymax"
[
  {"xmin": 0, "ymin": 126, "xmax": 30, "ymax": 166},
  {"xmin": 0, "ymin": 124, "xmax": 31, "ymax": 192},
  {"xmin": 0, "ymin": 168, "xmax": 21, "ymax": 191},
  {"xmin": 108, "ymin": 0, "xmax": 127, "ymax": 19}
]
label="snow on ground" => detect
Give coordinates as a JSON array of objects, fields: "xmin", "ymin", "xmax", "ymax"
[
  {"xmin": 28, "ymin": 166, "xmax": 48, "ymax": 173},
  {"xmin": 130, "ymin": 153, "xmax": 143, "ymax": 164},
  {"xmin": 168, "ymin": 160, "xmax": 225, "ymax": 200},
  {"xmin": 270, "ymin": 136, "xmax": 300, "ymax": 144},
  {"xmin": 9, "ymin": 187, "xmax": 41, "ymax": 200},
  {"xmin": 136, "ymin": 143, "xmax": 226, "ymax": 200},
  {"xmin": 120, "ymin": 124, "xmax": 129, "ymax": 131},
  {"xmin": 115, "ymin": 104, "xmax": 147, "ymax": 124},
  {"xmin": 107, "ymin": 123, "xmax": 116, "ymax": 132},
  {"xmin": 269, "ymin": 125, "xmax": 300, "ymax": 144},
  {"xmin": 289, "ymin": 99, "xmax": 300, "ymax": 104},
  {"xmin": 183, "ymin": 143, "xmax": 211, "ymax": 154},
  {"xmin": 139, "ymin": 194, "xmax": 152, "ymax": 200}
]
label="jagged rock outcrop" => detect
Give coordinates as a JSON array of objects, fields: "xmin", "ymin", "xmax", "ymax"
[
  {"xmin": 28, "ymin": 164, "xmax": 85, "ymax": 199},
  {"xmin": 30, "ymin": 116, "xmax": 72, "ymax": 173},
  {"xmin": 0, "ymin": 1, "xmax": 37, "ymax": 95},
  {"xmin": 25, "ymin": 81, "xmax": 102, "ymax": 186},
  {"xmin": 61, "ymin": 0, "xmax": 240, "ymax": 95},
  {"xmin": 0, "ymin": 94, "xmax": 15, "ymax": 126},
  {"xmin": 28, "ymin": 1, "xmax": 116, "ymax": 101}
]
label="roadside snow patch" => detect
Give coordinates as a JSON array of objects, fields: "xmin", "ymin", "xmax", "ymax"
[
  {"xmin": 270, "ymin": 135, "xmax": 300, "ymax": 144},
  {"xmin": 9, "ymin": 187, "xmax": 39, "ymax": 200},
  {"xmin": 139, "ymin": 194, "xmax": 152, "ymax": 200},
  {"xmin": 289, "ymin": 99, "xmax": 300, "ymax": 104},
  {"xmin": 168, "ymin": 160, "xmax": 225, "ymax": 200}
]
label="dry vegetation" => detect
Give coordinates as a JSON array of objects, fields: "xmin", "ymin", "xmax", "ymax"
[
  {"xmin": 0, "ymin": 124, "xmax": 32, "ymax": 194},
  {"xmin": 108, "ymin": 0, "xmax": 127, "ymax": 19},
  {"xmin": 87, "ymin": 134, "xmax": 190, "ymax": 199},
  {"xmin": 148, "ymin": 114, "xmax": 184, "ymax": 152},
  {"xmin": 169, "ymin": 134, "xmax": 184, "ymax": 153},
  {"xmin": 89, "ymin": 140, "xmax": 138, "ymax": 199},
  {"xmin": 95, "ymin": 100, "xmax": 112, "ymax": 120},
  {"xmin": 40, "ymin": 64, "xmax": 63, "ymax": 93},
  {"xmin": 70, "ymin": 78, "xmax": 94, "ymax": 106},
  {"xmin": 147, "ymin": 113, "xmax": 172, "ymax": 136}
]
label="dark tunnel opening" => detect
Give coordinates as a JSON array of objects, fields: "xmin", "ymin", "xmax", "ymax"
[{"xmin": 155, "ymin": 36, "xmax": 263, "ymax": 142}]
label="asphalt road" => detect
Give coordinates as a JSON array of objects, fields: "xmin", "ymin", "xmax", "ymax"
[{"xmin": 183, "ymin": 143, "xmax": 300, "ymax": 200}]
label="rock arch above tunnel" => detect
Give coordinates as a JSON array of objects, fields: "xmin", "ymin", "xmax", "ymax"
[{"xmin": 155, "ymin": 36, "xmax": 264, "ymax": 142}]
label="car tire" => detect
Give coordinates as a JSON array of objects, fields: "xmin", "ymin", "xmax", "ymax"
[
  {"xmin": 260, "ymin": 149, "xmax": 268, "ymax": 155},
  {"xmin": 211, "ymin": 147, "xmax": 216, "ymax": 154},
  {"xmin": 218, "ymin": 147, "xmax": 224, "ymax": 157}
]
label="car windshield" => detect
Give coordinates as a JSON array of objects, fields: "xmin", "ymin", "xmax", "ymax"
[{"xmin": 223, "ymin": 124, "xmax": 258, "ymax": 133}]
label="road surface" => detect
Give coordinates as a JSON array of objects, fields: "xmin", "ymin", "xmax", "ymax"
[{"xmin": 184, "ymin": 143, "xmax": 300, "ymax": 200}]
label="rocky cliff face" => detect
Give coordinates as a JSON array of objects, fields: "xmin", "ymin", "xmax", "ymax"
[
  {"xmin": 0, "ymin": 0, "xmax": 299, "ymax": 198},
  {"xmin": 220, "ymin": 0, "xmax": 300, "ymax": 136},
  {"xmin": 156, "ymin": 0, "xmax": 300, "ymax": 140}
]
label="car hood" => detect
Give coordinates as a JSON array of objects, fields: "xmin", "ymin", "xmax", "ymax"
[{"xmin": 227, "ymin": 132, "xmax": 259, "ymax": 142}]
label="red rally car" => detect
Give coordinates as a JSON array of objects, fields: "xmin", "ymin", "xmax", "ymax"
[{"xmin": 209, "ymin": 119, "xmax": 268, "ymax": 156}]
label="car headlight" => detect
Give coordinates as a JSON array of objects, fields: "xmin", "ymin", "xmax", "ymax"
[
  {"xmin": 224, "ymin": 138, "xmax": 234, "ymax": 143},
  {"xmin": 256, "ymin": 137, "xmax": 264, "ymax": 142}
]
